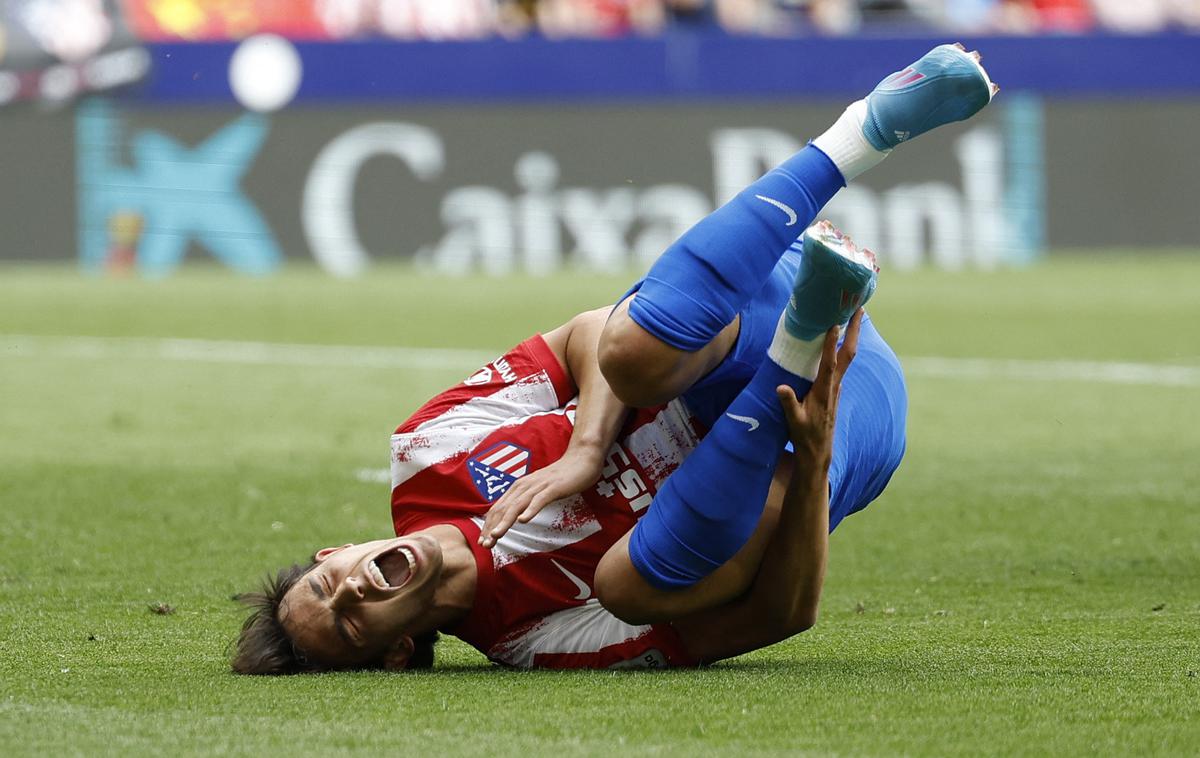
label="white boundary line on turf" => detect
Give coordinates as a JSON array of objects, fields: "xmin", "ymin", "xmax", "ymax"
[
  {"xmin": 3, "ymin": 333, "xmax": 1199, "ymax": 388},
  {"xmin": 903, "ymin": 356, "xmax": 1200, "ymax": 388},
  {"xmin": 355, "ymin": 467, "xmax": 393, "ymax": 484},
  {"xmin": 0, "ymin": 334, "xmax": 495, "ymax": 371}
]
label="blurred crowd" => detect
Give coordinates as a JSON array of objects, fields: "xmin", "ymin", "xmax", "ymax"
[
  {"xmin": 265, "ymin": 0, "xmax": 1200, "ymax": 39},
  {"xmin": 3, "ymin": 0, "xmax": 1195, "ymax": 106},
  {"xmin": 4, "ymin": 0, "xmax": 1200, "ymax": 53}
]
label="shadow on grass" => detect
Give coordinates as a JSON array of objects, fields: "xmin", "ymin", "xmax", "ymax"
[{"xmin": 397, "ymin": 656, "xmax": 915, "ymax": 679}]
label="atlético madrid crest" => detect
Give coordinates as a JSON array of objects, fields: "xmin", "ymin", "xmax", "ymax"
[{"xmin": 467, "ymin": 442, "xmax": 531, "ymax": 502}]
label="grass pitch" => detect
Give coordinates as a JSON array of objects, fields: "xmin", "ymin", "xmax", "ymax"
[{"xmin": 1, "ymin": 256, "xmax": 1198, "ymax": 756}]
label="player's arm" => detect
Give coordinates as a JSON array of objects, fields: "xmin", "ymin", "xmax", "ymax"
[
  {"xmin": 667, "ymin": 316, "xmax": 857, "ymax": 663},
  {"xmin": 480, "ymin": 307, "xmax": 629, "ymax": 547},
  {"xmin": 669, "ymin": 444, "xmax": 829, "ymax": 663},
  {"xmin": 551, "ymin": 307, "xmax": 631, "ymax": 466}
]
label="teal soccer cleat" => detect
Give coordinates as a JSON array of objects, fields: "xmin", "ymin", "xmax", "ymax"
[
  {"xmin": 862, "ymin": 43, "xmax": 998, "ymax": 152},
  {"xmin": 783, "ymin": 221, "xmax": 879, "ymax": 341}
]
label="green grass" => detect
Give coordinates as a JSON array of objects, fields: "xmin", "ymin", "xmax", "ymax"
[{"xmin": 2, "ymin": 257, "xmax": 1199, "ymax": 756}]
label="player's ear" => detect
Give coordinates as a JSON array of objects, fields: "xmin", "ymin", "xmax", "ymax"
[
  {"xmin": 381, "ymin": 636, "xmax": 416, "ymax": 671},
  {"xmin": 314, "ymin": 544, "xmax": 354, "ymax": 562}
]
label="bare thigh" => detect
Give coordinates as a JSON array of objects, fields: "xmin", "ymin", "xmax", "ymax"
[{"xmin": 597, "ymin": 295, "xmax": 740, "ymax": 408}]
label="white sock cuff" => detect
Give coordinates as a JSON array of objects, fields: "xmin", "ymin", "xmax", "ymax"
[
  {"xmin": 767, "ymin": 314, "xmax": 823, "ymax": 381},
  {"xmin": 811, "ymin": 99, "xmax": 889, "ymax": 182}
]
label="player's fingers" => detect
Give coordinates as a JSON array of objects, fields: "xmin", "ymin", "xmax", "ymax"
[
  {"xmin": 812, "ymin": 325, "xmax": 841, "ymax": 399},
  {"xmin": 834, "ymin": 309, "xmax": 863, "ymax": 382},
  {"xmin": 493, "ymin": 475, "xmax": 527, "ymax": 504},
  {"xmin": 506, "ymin": 481, "xmax": 552, "ymax": 523},
  {"xmin": 486, "ymin": 490, "xmax": 511, "ymax": 520},
  {"xmin": 481, "ymin": 484, "xmax": 528, "ymax": 545},
  {"xmin": 489, "ymin": 498, "xmax": 530, "ymax": 543},
  {"xmin": 487, "ymin": 482, "xmax": 520, "ymax": 516},
  {"xmin": 480, "ymin": 505, "xmax": 505, "ymax": 546},
  {"xmin": 480, "ymin": 503, "xmax": 501, "ymax": 541},
  {"xmin": 518, "ymin": 489, "xmax": 556, "ymax": 523},
  {"xmin": 776, "ymin": 384, "xmax": 807, "ymax": 426},
  {"xmin": 776, "ymin": 384, "xmax": 796, "ymax": 414}
]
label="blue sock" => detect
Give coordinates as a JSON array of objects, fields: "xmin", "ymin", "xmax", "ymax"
[
  {"xmin": 628, "ymin": 359, "xmax": 812, "ymax": 589},
  {"xmin": 629, "ymin": 146, "xmax": 844, "ymax": 351}
]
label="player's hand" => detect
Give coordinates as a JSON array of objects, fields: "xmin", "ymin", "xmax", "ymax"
[
  {"xmin": 776, "ymin": 308, "xmax": 862, "ymax": 472},
  {"xmin": 478, "ymin": 449, "xmax": 602, "ymax": 548}
]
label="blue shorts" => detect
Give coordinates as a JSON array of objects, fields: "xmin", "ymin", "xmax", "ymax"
[{"xmin": 623, "ymin": 249, "xmax": 908, "ymax": 529}]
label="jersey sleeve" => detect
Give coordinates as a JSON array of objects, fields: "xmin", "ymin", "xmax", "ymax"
[{"xmin": 395, "ymin": 334, "xmax": 575, "ymax": 434}]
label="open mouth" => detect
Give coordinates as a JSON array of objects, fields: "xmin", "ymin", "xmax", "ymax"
[{"xmin": 366, "ymin": 545, "xmax": 416, "ymax": 590}]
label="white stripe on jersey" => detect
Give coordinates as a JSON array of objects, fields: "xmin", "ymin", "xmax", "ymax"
[
  {"xmin": 479, "ymin": 444, "xmax": 518, "ymax": 466},
  {"xmin": 495, "ymin": 450, "xmax": 529, "ymax": 473},
  {"xmin": 390, "ymin": 373, "xmax": 565, "ymax": 489},
  {"xmin": 487, "ymin": 598, "xmax": 656, "ymax": 668},
  {"xmin": 474, "ymin": 494, "xmax": 602, "ymax": 571},
  {"xmin": 625, "ymin": 401, "xmax": 702, "ymax": 487}
]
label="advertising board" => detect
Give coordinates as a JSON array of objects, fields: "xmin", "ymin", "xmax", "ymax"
[
  {"xmin": 68, "ymin": 96, "xmax": 1043, "ymax": 275},
  {"xmin": 2, "ymin": 96, "xmax": 1196, "ymax": 273}
]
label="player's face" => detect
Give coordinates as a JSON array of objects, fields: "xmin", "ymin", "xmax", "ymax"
[{"xmin": 279, "ymin": 534, "xmax": 443, "ymax": 669}]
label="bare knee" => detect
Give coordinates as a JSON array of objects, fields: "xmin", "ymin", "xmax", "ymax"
[
  {"xmin": 599, "ymin": 297, "xmax": 742, "ymax": 408},
  {"xmin": 598, "ymin": 304, "xmax": 686, "ymax": 408},
  {"xmin": 595, "ymin": 545, "xmax": 661, "ymax": 626}
]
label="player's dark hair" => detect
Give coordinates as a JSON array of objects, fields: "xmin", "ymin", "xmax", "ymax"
[{"xmin": 231, "ymin": 561, "xmax": 439, "ymax": 675}]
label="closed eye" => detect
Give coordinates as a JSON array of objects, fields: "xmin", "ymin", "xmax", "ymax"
[
  {"xmin": 310, "ymin": 574, "xmax": 358, "ymax": 647},
  {"xmin": 326, "ymin": 578, "xmax": 359, "ymax": 646}
]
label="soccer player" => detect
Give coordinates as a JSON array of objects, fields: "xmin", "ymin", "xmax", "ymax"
[{"xmin": 232, "ymin": 44, "xmax": 996, "ymax": 673}]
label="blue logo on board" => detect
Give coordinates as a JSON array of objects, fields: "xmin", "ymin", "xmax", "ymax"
[{"xmin": 76, "ymin": 98, "xmax": 281, "ymax": 276}]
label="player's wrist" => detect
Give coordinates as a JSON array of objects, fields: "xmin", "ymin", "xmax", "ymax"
[
  {"xmin": 789, "ymin": 449, "xmax": 832, "ymax": 479},
  {"xmin": 563, "ymin": 438, "xmax": 609, "ymax": 470}
]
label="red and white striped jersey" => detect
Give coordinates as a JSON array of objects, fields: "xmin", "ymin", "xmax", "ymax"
[{"xmin": 390, "ymin": 335, "xmax": 703, "ymax": 669}]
